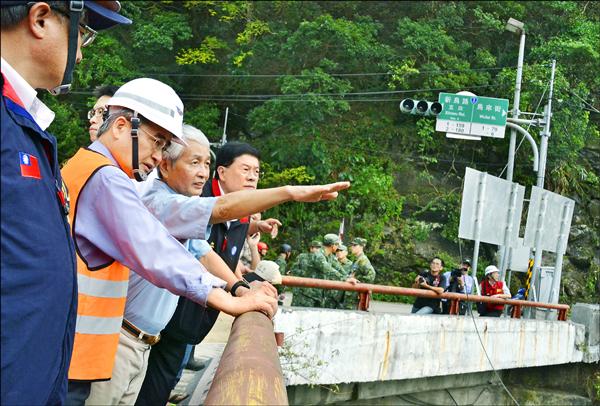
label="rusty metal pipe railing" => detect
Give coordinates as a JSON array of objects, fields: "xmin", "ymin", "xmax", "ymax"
[
  {"xmin": 282, "ymin": 276, "xmax": 570, "ymax": 320},
  {"xmin": 204, "ymin": 311, "xmax": 288, "ymax": 405}
]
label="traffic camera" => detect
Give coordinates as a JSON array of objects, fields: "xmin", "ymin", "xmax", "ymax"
[{"xmin": 399, "ymin": 99, "xmax": 443, "ymax": 116}]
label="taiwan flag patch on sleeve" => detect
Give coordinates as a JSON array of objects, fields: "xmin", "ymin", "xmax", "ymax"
[{"xmin": 19, "ymin": 152, "xmax": 41, "ymax": 179}]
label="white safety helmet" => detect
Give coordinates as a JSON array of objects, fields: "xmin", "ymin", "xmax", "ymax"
[
  {"xmin": 485, "ymin": 265, "xmax": 500, "ymax": 276},
  {"xmin": 107, "ymin": 78, "xmax": 185, "ymax": 143},
  {"xmin": 255, "ymin": 260, "xmax": 282, "ymax": 285}
]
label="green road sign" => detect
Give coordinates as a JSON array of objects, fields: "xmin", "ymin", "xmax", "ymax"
[{"xmin": 436, "ymin": 92, "xmax": 509, "ymax": 138}]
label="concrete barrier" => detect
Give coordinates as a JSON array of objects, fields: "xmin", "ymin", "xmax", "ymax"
[
  {"xmin": 275, "ymin": 307, "xmax": 585, "ymax": 386},
  {"xmin": 571, "ymin": 303, "xmax": 600, "ymax": 363}
]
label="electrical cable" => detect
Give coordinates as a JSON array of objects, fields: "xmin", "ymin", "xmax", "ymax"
[
  {"xmin": 446, "ymin": 388, "xmax": 459, "ymax": 406},
  {"xmin": 497, "ymin": 82, "xmax": 549, "ymax": 178},
  {"xmin": 102, "ymin": 63, "xmax": 551, "ymax": 79},
  {"xmin": 568, "ymin": 90, "xmax": 600, "ymax": 113},
  {"xmin": 71, "ymin": 78, "xmax": 546, "ymax": 101},
  {"xmin": 463, "ymin": 286, "xmax": 520, "ymax": 406}
]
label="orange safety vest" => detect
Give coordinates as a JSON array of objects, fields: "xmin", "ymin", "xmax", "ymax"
[{"xmin": 62, "ymin": 148, "xmax": 130, "ymax": 381}]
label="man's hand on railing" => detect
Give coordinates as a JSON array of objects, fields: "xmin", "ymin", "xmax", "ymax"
[
  {"xmin": 230, "ymin": 289, "xmax": 278, "ymax": 319},
  {"xmin": 346, "ymin": 277, "xmax": 359, "ymax": 285},
  {"xmin": 248, "ymin": 280, "xmax": 278, "ymax": 298},
  {"xmin": 206, "ymin": 288, "xmax": 278, "ymax": 319}
]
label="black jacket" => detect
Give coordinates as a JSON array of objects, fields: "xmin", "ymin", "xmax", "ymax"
[{"xmin": 162, "ymin": 179, "xmax": 250, "ymax": 343}]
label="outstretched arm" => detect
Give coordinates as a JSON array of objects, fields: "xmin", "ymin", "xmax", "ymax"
[{"xmin": 210, "ymin": 182, "xmax": 350, "ymax": 224}]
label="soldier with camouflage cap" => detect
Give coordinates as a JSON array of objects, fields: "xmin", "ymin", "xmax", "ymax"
[
  {"xmin": 335, "ymin": 244, "xmax": 354, "ymax": 276},
  {"xmin": 310, "ymin": 240, "xmax": 322, "ymax": 250},
  {"xmin": 343, "ymin": 237, "xmax": 376, "ymax": 309},
  {"xmin": 288, "ymin": 240, "xmax": 321, "ymax": 306},
  {"xmin": 290, "ymin": 236, "xmax": 346, "ymax": 308},
  {"xmin": 335, "ymin": 244, "xmax": 354, "ymax": 309},
  {"xmin": 321, "ymin": 234, "xmax": 348, "ymax": 309}
]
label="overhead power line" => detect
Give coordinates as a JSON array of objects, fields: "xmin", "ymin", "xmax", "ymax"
[{"xmin": 103, "ymin": 63, "xmax": 550, "ymax": 79}]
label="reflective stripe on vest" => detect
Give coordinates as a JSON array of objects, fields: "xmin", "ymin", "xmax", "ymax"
[
  {"xmin": 61, "ymin": 148, "xmax": 130, "ymax": 381},
  {"xmin": 76, "ymin": 315, "xmax": 123, "ymax": 335},
  {"xmin": 77, "ymin": 273, "xmax": 129, "ymax": 298}
]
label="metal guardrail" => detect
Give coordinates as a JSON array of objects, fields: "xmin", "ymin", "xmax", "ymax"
[
  {"xmin": 282, "ymin": 275, "xmax": 570, "ymax": 321},
  {"xmin": 204, "ymin": 311, "xmax": 288, "ymax": 406}
]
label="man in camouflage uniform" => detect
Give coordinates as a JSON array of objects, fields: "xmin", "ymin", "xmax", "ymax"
[
  {"xmin": 336, "ymin": 244, "xmax": 354, "ymax": 308},
  {"xmin": 289, "ymin": 241, "xmax": 323, "ymax": 307},
  {"xmin": 274, "ymin": 243, "xmax": 292, "ymax": 275},
  {"xmin": 343, "ymin": 237, "xmax": 376, "ymax": 309},
  {"xmin": 335, "ymin": 244, "xmax": 354, "ymax": 276},
  {"xmin": 290, "ymin": 236, "xmax": 347, "ymax": 308},
  {"xmin": 320, "ymin": 234, "xmax": 348, "ymax": 309}
]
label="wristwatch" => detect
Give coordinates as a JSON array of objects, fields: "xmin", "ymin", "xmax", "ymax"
[{"xmin": 230, "ymin": 279, "xmax": 251, "ymax": 297}]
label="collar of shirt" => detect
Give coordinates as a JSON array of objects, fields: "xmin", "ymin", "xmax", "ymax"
[
  {"xmin": 89, "ymin": 140, "xmax": 119, "ymax": 165},
  {"xmin": 1, "ymin": 57, "xmax": 55, "ymax": 131},
  {"xmin": 147, "ymin": 177, "xmax": 213, "ymax": 239}
]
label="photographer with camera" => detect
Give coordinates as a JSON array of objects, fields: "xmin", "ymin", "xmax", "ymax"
[
  {"xmin": 411, "ymin": 257, "xmax": 447, "ymax": 315},
  {"xmin": 442, "ymin": 259, "xmax": 474, "ymax": 314}
]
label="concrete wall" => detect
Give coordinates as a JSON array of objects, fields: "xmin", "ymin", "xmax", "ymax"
[
  {"xmin": 274, "ymin": 308, "xmax": 586, "ymax": 386},
  {"xmin": 571, "ymin": 303, "xmax": 600, "ymax": 363}
]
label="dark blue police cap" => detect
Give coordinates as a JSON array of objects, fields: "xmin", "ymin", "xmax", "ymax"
[{"xmin": 1, "ymin": 1, "xmax": 132, "ymax": 31}]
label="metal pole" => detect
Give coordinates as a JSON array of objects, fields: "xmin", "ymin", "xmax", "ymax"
[
  {"xmin": 501, "ymin": 29, "xmax": 526, "ymax": 274},
  {"xmin": 548, "ymin": 202, "xmax": 573, "ymax": 309},
  {"xmin": 499, "ymin": 121, "xmax": 538, "ymax": 277},
  {"xmin": 537, "ymin": 60, "xmax": 556, "ymax": 188},
  {"xmin": 500, "ymin": 183, "xmax": 519, "ymax": 281},
  {"xmin": 471, "ymin": 172, "xmax": 487, "ymax": 295},
  {"xmin": 204, "ymin": 312, "xmax": 288, "ymax": 405},
  {"xmin": 527, "ymin": 191, "xmax": 547, "ymax": 318},
  {"xmin": 506, "ymin": 29, "xmax": 526, "ymax": 182},
  {"xmin": 220, "ymin": 107, "xmax": 229, "ymax": 146},
  {"xmin": 505, "ymin": 122, "xmax": 539, "ymax": 172}
]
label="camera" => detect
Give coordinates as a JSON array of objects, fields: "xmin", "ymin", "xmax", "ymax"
[{"xmin": 450, "ymin": 269, "xmax": 462, "ymax": 279}]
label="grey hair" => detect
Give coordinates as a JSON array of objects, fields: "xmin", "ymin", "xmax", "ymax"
[
  {"xmin": 96, "ymin": 107, "xmax": 139, "ymax": 138},
  {"xmin": 157, "ymin": 124, "xmax": 213, "ymax": 180},
  {"xmin": 162, "ymin": 124, "xmax": 211, "ymax": 163}
]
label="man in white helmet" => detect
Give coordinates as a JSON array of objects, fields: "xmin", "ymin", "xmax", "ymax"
[
  {"xmin": 60, "ymin": 78, "xmax": 278, "ymax": 405},
  {"xmin": 1, "ymin": 1, "xmax": 130, "ymax": 404},
  {"xmin": 84, "ymin": 124, "xmax": 349, "ymax": 405}
]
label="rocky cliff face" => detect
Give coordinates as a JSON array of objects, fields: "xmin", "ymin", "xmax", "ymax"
[{"xmin": 373, "ymin": 142, "xmax": 599, "ymax": 305}]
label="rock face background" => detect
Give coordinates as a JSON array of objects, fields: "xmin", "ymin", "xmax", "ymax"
[{"xmin": 370, "ymin": 138, "xmax": 600, "ymax": 306}]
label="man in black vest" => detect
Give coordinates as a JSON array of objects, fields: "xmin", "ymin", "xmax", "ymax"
[{"xmin": 137, "ymin": 142, "xmax": 281, "ymax": 404}]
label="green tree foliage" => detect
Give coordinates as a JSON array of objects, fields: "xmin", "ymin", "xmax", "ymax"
[{"xmin": 47, "ymin": 1, "xmax": 599, "ymax": 302}]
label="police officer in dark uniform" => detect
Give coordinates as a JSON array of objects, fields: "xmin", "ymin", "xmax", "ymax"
[{"xmin": 0, "ymin": 2, "xmax": 130, "ymax": 404}]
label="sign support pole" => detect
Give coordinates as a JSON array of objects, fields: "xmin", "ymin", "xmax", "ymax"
[
  {"xmin": 526, "ymin": 192, "xmax": 547, "ymax": 318},
  {"xmin": 471, "ymin": 172, "xmax": 487, "ymax": 295}
]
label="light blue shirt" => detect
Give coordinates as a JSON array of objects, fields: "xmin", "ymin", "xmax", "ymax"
[
  {"xmin": 124, "ymin": 178, "xmax": 214, "ymax": 334},
  {"xmin": 74, "ymin": 142, "xmax": 224, "ymax": 311}
]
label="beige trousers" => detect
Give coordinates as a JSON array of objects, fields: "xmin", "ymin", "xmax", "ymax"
[{"xmin": 86, "ymin": 327, "xmax": 151, "ymax": 405}]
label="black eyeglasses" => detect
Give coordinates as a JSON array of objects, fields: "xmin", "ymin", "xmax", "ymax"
[
  {"xmin": 138, "ymin": 127, "xmax": 171, "ymax": 152},
  {"xmin": 49, "ymin": 6, "xmax": 97, "ymax": 47},
  {"xmin": 87, "ymin": 106, "xmax": 107, "ymax": 120}
]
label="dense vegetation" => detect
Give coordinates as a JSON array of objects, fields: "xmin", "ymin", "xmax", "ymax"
[{"xmin": 49, "ymin": 1, "xmax": 599, "ymax": 304}]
